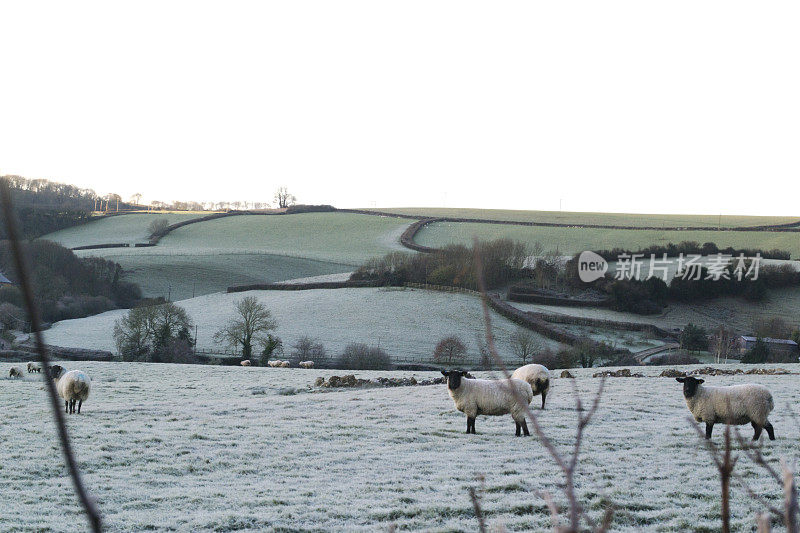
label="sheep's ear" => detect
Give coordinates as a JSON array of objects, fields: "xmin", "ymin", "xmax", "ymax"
[
  {"xmin": 676, "ymin": 377, "xmax": 685, "ymax": 382},
  {"xmin": 696, "ymin": 378, "xmax": 704, "ymax": 384},
  {"xmin": 440, "ymin": 370, "xmax": 448, "ymax": 376}
]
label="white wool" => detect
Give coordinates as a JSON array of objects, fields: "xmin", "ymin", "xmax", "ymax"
[
  {"xmin": 27, "ymin": 362, "xmax": 41, "ymax": 373},
  {"xmin": 240, "ymin": 360, "xmax": 252, "ymax": 366},
  {"xmin": 447, "ymin": 378, "xmax": 533, "ymax": 423},
  {"xmin": 685, "ymin": 383, "xmax": 774, "ymax": 427},
  {"xmin": 299, "ymin": 361, "xmax": 314, "ymax": 369},
  {"xmin": 9, "ymin": 366, "xmax": 24, "ymax": 378},
  {"xmin": 56, "ymin": 370, "xmax": 92, "ymax": 404},
  {"xmin": 511, "ymin": 364, "xmax": 551, "ymax": 396},
  {"xmin": 279, "ymin": 361, "xmax": 291, "ymax": 368}
]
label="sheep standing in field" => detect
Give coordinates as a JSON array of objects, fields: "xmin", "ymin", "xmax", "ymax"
[
  {"xmin": 299, "ymin": 361, "xmax": 314, "ymax": 369},
  {"xmin": 279, "ymin": 361, "xmax": 290, "ymax": 368},
  {"xmin": 511, "ymin": 364, "xmax": 551, "ymax": 409},
  {"xmin": 240, "ymin": 360, "xmax": 252, "ymax": 366},
  {"xmin": 52, "ymin": 366, "xmax": 91, "ymax": 414},
  {"xmin": 9, "ymin": 366, "xmax": 24, "ymax": 378},
  {"xmin": 27, "ymin": 361, "xmax": 41, "ymax": 373},
  {"xmin": 441, "ymin": 370, "xmax": 533, "ymax": 436},
  {"xmin": 676, "ymin": 376, "xmax": 775, "ymax": 441}
]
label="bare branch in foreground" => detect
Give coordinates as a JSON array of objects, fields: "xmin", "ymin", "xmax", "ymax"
[
  {"xmin": 0, "ymin": 182, "xmax": 102, "ymax": 532},
  {"xmin": 473, "ymin": 242, "xmax": 610, "ymax": 533}
]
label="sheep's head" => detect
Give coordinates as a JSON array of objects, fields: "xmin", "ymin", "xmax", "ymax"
[
  {"xmin": 676, "ymin": 376, "xmax": 704, "ymax": 398},
  {"xmin": 441, "ymin": 370, "xmax": 469, "ymax": 390},
  {"xmin": 50, "ymin": 365, "xmax": 66, "ymax": 379}
]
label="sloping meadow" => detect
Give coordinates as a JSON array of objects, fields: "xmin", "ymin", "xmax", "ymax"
[{"xmin": 1, "ymin": 363, "xmax": 798, "ymax": 531}]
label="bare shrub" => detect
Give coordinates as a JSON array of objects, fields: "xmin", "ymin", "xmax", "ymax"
[
  {"xmin": 147, "ymin": 218, "xmax": 169, "ymax": 236},
  {"xmin": 338, "ymin": 343, "xmax": 392, "ymax": 370},
  {"xmin": 433, "ymin": 336, "xmax": 467, "ymax": 366},
  {"xmin": 290, "ymin": 336, "xmax": 326, "ymax": 365}
]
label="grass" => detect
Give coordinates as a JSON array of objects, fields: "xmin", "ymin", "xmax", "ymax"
[
  {"xmin": 379, "ymin": 207, "xmax": 799, "ymax": 229},
  {"xmin": 44, "ymin": 287, "xmax": 565, "ymax": 362},
  {"xmin": 415, "ymin": 221, "xmax": 800, "ymax": 258},
  {"xmin": 2, "ymin": 362, "xmax": 798, "ymax": 531},
  {"xmin": 42, "ymin": 213, "xmax": 200, "ymax": 248}
]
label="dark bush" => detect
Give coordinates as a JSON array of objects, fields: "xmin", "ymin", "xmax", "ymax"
[
  {"xmin": 337, "ymin": 343, "xmax": 392, "ymax": 370},
  {"xmin": 741, "ymin": 337, "xmax": 770, "ymax": 364},
  {"xmin": 290, "ymin": 336, "xmax": 327, "ymax": 366},
  {"xmin": 680, "ymin": 323, "xmax": 709, "ymax": 352}
]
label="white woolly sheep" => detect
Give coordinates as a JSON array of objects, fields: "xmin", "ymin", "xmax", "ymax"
[
  {"xmin": 299, "ymin": 361, "xmax": 314, "ymax": 369},
  {"xmin": 441, "ymin": 370, "xmax": 533, "ymax": 436},
  {"xmin": 240, "ymin": 360, "xmax": 252, "ymax": 366},
  {"xmin": 511, "ymin": 364, "xmax": 551, "ymax": 409},
  {"xmin": 27, "ymin": 361, "xmax": 41, "ymax": 373},
  {"xmin": 279, "ymin": 361, "xmax": 290, "ymax": 368},
  {"xmin": 267, "ymin": 360, "xmax": 279, "ymax": 367},
  {"xmin": 9, "ymin": 366, "xmax": 24, "ymax": 378},
  {"xmin": 53, "ymin": 367, "xmax": 91, "ymax": 414},
  {"xmin": 676, "ymin": 376, "xmax": 775, "ymax": 441}
]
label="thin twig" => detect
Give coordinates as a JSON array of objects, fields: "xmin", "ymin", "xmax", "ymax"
[
  {"xmin": 473, "ymin": 241, "xmax": 609, "ymax": 533},
  {"xmin": 469, "ymin": 475, "xmax": 487, "ymax": 533},
  {"xmin": 0, "ymin": 182, "xmax": 102, "ymax": 532},
  {"xmin": 782, "ymin": 460, "xmax": 799, "ymax": 533}
]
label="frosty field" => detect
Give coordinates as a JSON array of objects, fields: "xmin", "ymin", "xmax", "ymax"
[
  {"xmin": 2, "ymin": 362, "xmax": 798, "ymax": 531},
  {"xmin": 415, "ymin": 221, "xmax": 800, "ymax": 258},
  {"xmin": 43, "ymin": 213, "xmax": 200, "ymax": 248},
  {"xmin": 45, "ymin": 287, "xmax": 563, "ymax": 364}
]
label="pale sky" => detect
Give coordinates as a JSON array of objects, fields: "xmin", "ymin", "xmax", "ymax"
[{"xmin": 1, "ymin": 1, "xmax": 798, "ymax": 215}]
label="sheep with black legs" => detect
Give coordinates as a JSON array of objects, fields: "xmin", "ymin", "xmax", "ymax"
[
  {"xmin": 51, "ymin": 365, "xmax": 91, "ymax": 414},
  {"xmin": 511, "ymin": 364, "xmax": 551, "ymax": 409},
  {"xmin": 27, "ymin": 361, "xmax": 41, "ymax": 373},
  {"xmin": 441, "ymin": 370, "xmax": 533, "ymax": 436},
  {"xmin": 676, "ymin": 376, "xmax": 775, "ymax": 441}
]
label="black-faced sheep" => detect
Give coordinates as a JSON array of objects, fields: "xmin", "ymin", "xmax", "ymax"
[
  {"xmin": 27, "ymin": 361, "xmax": 41, "ymax": 373},
  {"xmin": 8, "ymin": 366, "xmax": 24, "ymax": 378},
  {"xmin": 52, "ymin": 366, "xmax": 91, "ymax": 414},
  {"xmin": 511, "ymin": 364, "xmax": 551, "ymax": 409},
  {"xmin": 441, "ymin": 370, "xmax": 533, "ymax": 436},
  {"xmin": 676, "ymin": 376, "xmax": 775, "ymax": 440}
]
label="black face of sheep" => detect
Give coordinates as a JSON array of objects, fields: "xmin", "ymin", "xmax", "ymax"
[
  {"xmin": 50, "ymin": 365, "xmax": 65, "ymax": 379},
  {"xmin": 441, "ymin": 370, "xmax": 468, "ymax": 391},
  {"xmin": 676, "ymin": 376, "xmax": 704, "ymax": 398}
]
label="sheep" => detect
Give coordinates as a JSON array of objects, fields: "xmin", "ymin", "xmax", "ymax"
[
  {"xmin": 8, "ymin": 366, "xmax": 24, "ymax": 378},
  {"xmin": 676, "ymin": 376, "xmax": 775, "ymax": 441},
  {"xmin": 279, "ymin": 361, "xmax": 290, "ymax": 368},
  {"xmin": 441, "ymin": 370, "xmax": 533, "ymax": 436},
  {"xmin": 27, "ymin": 361, "xmax": 41, "ymax": 373},
  {"xmin": 299, "ymin": 361, "xmax": 314, "ymax": 369},
  {"xmin": 240, "ymin": 360, "xmax": 252, "ymax": 366},
  {"xmin": 511, "ymin": 364, "xmax": 551, "ymax": 409},
  {"xmin": 53, "ymin": 368, "xmax": 91, "ymax": 414}
]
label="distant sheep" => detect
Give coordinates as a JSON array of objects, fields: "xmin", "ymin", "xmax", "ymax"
[
  {"xmin": 27, "ymin": 361, "xmax": 41, "ymax": 373},
  {"xmin": 511, "ymin": 364, "xmax": 551, "ymax": 409},
  {"xmin": 299, "ymin": 361, "xmax": 314, "ymax": 369},
  {"xmin": 267, "ymin": 360, "xmax": 280, "ymax": 367},
  {"xmin": 8, "ymin": 366, "xmax": 24, "ymax": 378},
  {"xmin": 676, "ymin": 376, "xmax": 775, "ymax": 440},
  {"xmin": 441, "ymin": 370, "xmax": 533, "ymax": 436},
  {"xmin": 279, "ymin": 361, "xmax": 290, "ymax": 368},
  {"xmin": 54, "ymin": 368, "xmax": 92, "ymax": 414},
  {"xmin": 240, "ymin": 360, "xmax": 252, "ymax": 366}
]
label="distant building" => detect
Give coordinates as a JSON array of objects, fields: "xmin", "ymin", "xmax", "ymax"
[
  {"xmin": 0, "ymin": 271, "xmax": 11, "ymax": 285},
  {"xmin": 738, "ymin": 336, "xmax": 799, "ymax": 359}
]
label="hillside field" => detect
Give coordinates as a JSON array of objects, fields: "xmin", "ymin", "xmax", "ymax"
[
  {"xmin": 2, "ymin": 362, "xmax": 798, "ymax": 531},
  {"xmin": 380, "ymin": 207, "xmax": 800, "ymax": 229},
  {"xmin": 44, "ymin": 287, "xmax": 567, "ymax": 363},
  {"xmin": 43, "ymin": 213, "xmax": 200, "ymax": 248},
  {"xmin": 415, "ymin": 221, "xmax": 800, "ymax": 258}
]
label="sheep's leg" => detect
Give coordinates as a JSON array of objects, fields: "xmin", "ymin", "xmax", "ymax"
[
  {"xmin": 751, "ymin": 422, "xmax": 763, "ymax": 441},
  {"xmin": 466, "ymin": 417, "xmax": 474, "ymax": 434},
  {"xmin": 520, "ymin": 420, "xmax": 530, "ymax": 436},
  {"xmin": 515, "ymin": 423, "xmax": 521, "ymax": 436},
  {"xmin": 705, "ymin": 422, "xmax": 714, "ymax": 439},
  {"xmin": 65, "ymin": 400, "xmax": 69, "ymax": 413},
  {"xmin": 765, "ymin": 422, "xmax": 775, "ymax": 440},
  {"xmin": 77, "ymin": 400, "xmax": 82, "ymax": 414},
  {"xmin": 541, "ymin": 391, "xmax": 547, "ymax": 409}
]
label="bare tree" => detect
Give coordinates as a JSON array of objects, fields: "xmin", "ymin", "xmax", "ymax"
[
  {"xmin": 711, "ymin": 325, "xmax": 737, "ymax": 364},
  {"xmin": 214, "ymin": 296, "xmax": 277, "ymax": 358},
  {"xmin": 130, "ymin": 192, "xmax": 142, "ymax": 205},
  {"xmin": 274, "ymin": 186, "xmax": 296, "ymax": 209},
  {"xmin": 433, "ymin": 336, "xmax": 467, "ymax": 366},
  {"xmin": 511, "ymin": 327, "xmax": 542, "ymax": 365}
]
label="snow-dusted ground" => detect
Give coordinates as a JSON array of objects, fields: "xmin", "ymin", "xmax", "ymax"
[
  {"xmin": 2, "ymin": 362, "xmax": 798, "ymax": 531},
  {"xmin": 45, "ymin": 287, "xmax": 563, "ymax": 363}
]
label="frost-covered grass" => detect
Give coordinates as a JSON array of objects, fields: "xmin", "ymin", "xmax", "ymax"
[
  {"xmin": 42, "ymin": 213, "xmax": 200, "ymax": 248},
  {"xmin": 381, "ymin": 207, "xmax": 799, "ymax": 229},
  {"xmin": 415, "ymin": 221, "xmax": 800, "ymax": 258},
  {"xmin": 45, "ymin": 287, "xmax": 563, "ymax": 364},
  {"xmin": 2, "ymin": 362, "xmax": 798, "ymax": 531}
]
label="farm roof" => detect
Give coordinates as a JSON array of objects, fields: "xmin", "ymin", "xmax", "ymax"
[
  {"xmin": 740, "ymin": 336, "xmax": 798, "ymax": 346},
  {"xmin": 0, "ymin": 271, "xmax": 12, "ymax": 284}
]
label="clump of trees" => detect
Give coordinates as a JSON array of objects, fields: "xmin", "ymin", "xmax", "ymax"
[
  {"xmin": 680, "ymin": 323, "xmax": 709, "ymax": 352},
  {"xmin": 214, "ymin": 296, "xmax": 277, "ymax": 359},
  {"xmin": 337, "ymin": 343, "xmax": 392, "ymax": 370},
  {"xmin": 274, "ymin": 187, "xmax": 296, "ymax": 209},
  {"xmin": 291, "ymin": 336, "xmax": 327, "ymax": 366},
  {"xmin": 351, "ymin": 239, "xmax": 530, "ymax": 290},
  {"xmin": 0, "ymin": 240, "xmax": 141, "ymax": 323},
  {"xmin": 113, "ymin": 301, "xmax": 195, "ymax": 362}
]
